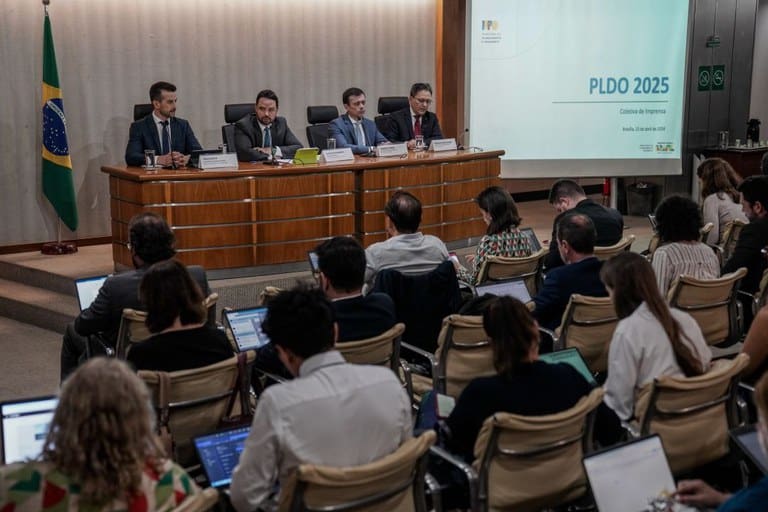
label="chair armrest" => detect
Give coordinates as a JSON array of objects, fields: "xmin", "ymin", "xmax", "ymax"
[
  {"xmin": 429, "ymin": 446, "xmax": 481, "ymax": 512},
  {"xmin": 620, "ymin": 420, "xmax": 641, "ymax": 440},
  {"xmin": 739, "ymin": 382, "xmax": 756, "ymax": 394},
  {"xmin": 538, "ymin": 327, "xmax": 559, "ymax": 350},
  {"xmin": 401, "ymin": 342, "xmax": 438, "ymax": 377},
  {"xmin": 253, "ymin": 367, "xmax": 288, "ymax": 385},
  {"xmin": 424, "ymin": 472, "xmax": 442, "ymax": 512},
  {"xmin": 398, "ymin": 359, "xmax": 416, "ymax": 408}
]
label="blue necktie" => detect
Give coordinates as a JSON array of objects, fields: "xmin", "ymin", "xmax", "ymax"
[
  {"xmin": 160, "ymin": 120, "xmax": 170, "ymax": 154},
  {"xmin": 263, "ymin": 126, "xmax": 272, "ymax": 148}
]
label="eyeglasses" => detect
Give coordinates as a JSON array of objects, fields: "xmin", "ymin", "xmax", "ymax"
[{"xmin": 413, "ymin": 97, "xmax": 432, "ymax": 105}]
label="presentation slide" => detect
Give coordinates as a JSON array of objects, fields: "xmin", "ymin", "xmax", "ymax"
[{"xmin": 468, "ymin": 0, "xmax": 690, "ymax": 177}]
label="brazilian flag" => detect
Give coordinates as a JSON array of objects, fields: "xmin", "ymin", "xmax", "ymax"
[{"xmin": 42, "ymin": 10, "xmax": 78, "ymax": 231}]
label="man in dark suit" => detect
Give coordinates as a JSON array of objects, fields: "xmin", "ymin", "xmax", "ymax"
[
  {"xmin": 544, "ymin": 179, "xmax": 624, "ymax": 270},
  {"xmin": 328, "ymin": 87, "xmax": 389, "ymax": 155},
  {"xmin": 234, "ymin": 89, "xmax": 303, "ymax": 162},
  {"xmin": 532, "ymin": 213, "xmax": 607, "ymax": 336},
  {"xmin": 125, "ymin": 81, "xmax": 202, "ymax": 167},
  {"xmin": 381, "ymin": 83, "xmax": 443, "ymax": 149},
  {"xmin": 60, "ymin": 212, "xmax": 211, "ymax": 381},
  {"xmin": 316, "ymin": 236, "xmax": 396, "ymax": 342}
]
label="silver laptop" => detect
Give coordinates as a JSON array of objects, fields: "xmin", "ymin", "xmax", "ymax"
[
  {"xmin": 194, "ymin": 426, "xmax": 250, "ymax": 489},
  {"xmin": 74, "ymin": 275, "xmax": 108, "ymax": 311},
  {"xmin": 475, "ymin": 279, "xmax": 532, "ymax": 303},
  {"xmin": 731, "ymin": 424, "xmax": 768, "ymax": 475},
  {"xmin": 584, "ymin": 435, "xmax": 696, "ymax": 512},
  {"xmin": 520, "ymin": 227, "xmax": 542, "ymax": 252},
  {"xmin": 538, "ymin": 347, "xmax": 596, "ymax": 386},
  {"xmin": 1, "ymin": 396, "xmax": 58, "ymax": 464},
  {"xmin": 223, "ymin": 307, "xmax": 271, "ymax": 352}
]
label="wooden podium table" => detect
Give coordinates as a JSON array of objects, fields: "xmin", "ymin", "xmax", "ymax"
[{"xmin": 101, "ymin": 150, "xmax": 502, "ymax": 271}]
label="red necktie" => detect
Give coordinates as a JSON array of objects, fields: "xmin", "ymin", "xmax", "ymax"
[{"xmin": 414, "ymin": 115, "xmax": 422, "ymax": 137}]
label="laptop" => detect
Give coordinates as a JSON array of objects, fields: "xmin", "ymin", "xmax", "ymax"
[
  {"xmin": 1, "ymin": 396, "xmax": 58, "ymax": 464},
  {"xmin": 648, "ymin": 214, "xmax": 658, "ymax": 230},
  {"xmin": 584, "ymin": 435, "xmax": 696, "ymax": 512},
  {"xmin": 307, "ymin": 250, "xmax": 319, "ymax": 274},
  {"xmin": 74, "ymin": 275, "xmax": 108, "ymax": 311},
  {"xmin": 293, "ymin": 147, "xmax": 320, "ymax": 165},
  {"xmin": 223, "ymin": 307, "xmax": 271, "ymax": 352},
  {"xmin": 194, "ymin": 426, "xmax": 251, "ymax": 489},
  {"xmin": 520, "ymin": 227, "xmax": 542, "ymax": 252},
  {"xmin": 538, "ymin": 347, "xmax": 597, "ymax": 386},
  {"xmin": 475, "ymin": 279, "xmax": 532, "ymax": 303},
  {"xmin": 731, "ymin": 424, "xmax": 768, "ymax": 474}
]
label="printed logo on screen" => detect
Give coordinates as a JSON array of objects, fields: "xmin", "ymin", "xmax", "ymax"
[
  {"xmin": 655, "ymin": 142, "xmax": 675, "ymax": 153},
  {"xmin": 480, "ymin": 20, "xmax": 501, "ymax": 44}
]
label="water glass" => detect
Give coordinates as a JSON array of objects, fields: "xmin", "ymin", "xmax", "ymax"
[
  {"xmin": 414, "ymin": 135, "xmax": 425, "ymax": 152},
  {"xmin": 144, "ymin": 149, "xmax": 157, "ymax": 168},
  {"xmin": 326, "ymin": 138, "xmax": 336, "ymax": 150}
]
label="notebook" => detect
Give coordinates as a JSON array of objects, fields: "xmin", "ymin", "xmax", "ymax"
[
  {"xmin": 194, "ymin": 426, "xmax": 251, "ymax": 489},
  {"xmin": 1, "ymin": 396, "xmax": 58, "ymax": 464},
  {"xmin": 731, "ymin": 424, "xmax": 768, "ymax": 475},
  {"xmin": 223, "ymin": 307, "xmax": 271, "ymax": 352},
  {"xmin": 520, "ymin": 227, "xmax": 542, "ymax": 252},
  {"xmin": 475, "ymin": 279, "xmax": 532, "ymax": 303},
  {"xmin": 538, "ymin": 347, "xmax": 597, "ymax": 386},
  {"xmin": 583, "ymin": 435, "xmax": 696, "ymax": 512},
  {"xmin": 293, "ymin": 147, "xmax": 320, "ymax": 165},
  {"xmin": 74, "ymin": 275, "xmax": 108, "ymax": 311}
]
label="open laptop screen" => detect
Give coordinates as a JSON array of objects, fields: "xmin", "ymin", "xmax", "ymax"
[
  {"xmin": 475, "ymin": 279, "xmax": 532, "ymax": 303},
  {"xmin": 538, "ymin": 348, "xmax": 596, "ymax": 386},
  {"xmin": 75, "ymin": 275, "xmax": 108, "ymax": 311},
  {"xmin": 519, "ymin": 227, "xmax": 542, "ymax": 252},
  {"xmin": 194, "ymin": 426, "xmax": 250, "ymax": 489},
  {"xmin": 1, "ymin": 396, "xmax": 58, "ymax": 464},
  {"xmin": 224, "ymin": 307, "xmax": 271, "ymax": 352},
  {"xmin": 731, "ymin": 425, "xmax": 768, "ymax": 475}
]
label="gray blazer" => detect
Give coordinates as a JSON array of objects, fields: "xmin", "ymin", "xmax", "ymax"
[{"xmin": 234, "ymin": 114, "xmax": 303, "ymax": 162}]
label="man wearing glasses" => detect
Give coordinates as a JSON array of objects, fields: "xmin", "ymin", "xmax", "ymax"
[{"xmin": 382, "ymin": 83, "xmax": 443, "ymax": 150}]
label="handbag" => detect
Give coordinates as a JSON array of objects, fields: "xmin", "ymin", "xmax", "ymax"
[{"xmin": 218, "ymin": 352, "xmax": 255, "ymax": 428}]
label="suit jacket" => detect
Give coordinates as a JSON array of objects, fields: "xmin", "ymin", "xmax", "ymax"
[
  {"xmin": 723, "ymin": 216, "xmax": 768, "ymax": 293},
  {"xmin": 74, "ymin": 264, "xmax": 210, "ymax": 347},
  {"xmin": 332, "ymin": 293, "xmax": 397, "ymax": 343},
  {"xmin": 328, "ymin": 114, "xmax": 389, "ymax": 155},
  {"xmin": 381, "ymin": 108, "xmax": 443, "ymax": 146},
  {"xmin": 125, "ymin": 115, "xmax": 202, "ymax": 167},
  {"xmin": 545, "ymin": 199, "xmax": 624, "ymax": 270},
  {"xmin": 234, "ymin": 114, "xmax": 303, "ymax": 162},
  {"xmin": 532, "ymin": 256, "xmax": 607, "ymax": 331}
]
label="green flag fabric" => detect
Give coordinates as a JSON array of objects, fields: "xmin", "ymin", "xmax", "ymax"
[{"xmin": 42, "ymin": 11, "xmax": 78, "ymax": 231}]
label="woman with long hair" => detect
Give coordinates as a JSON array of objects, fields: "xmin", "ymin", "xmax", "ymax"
[
  {"xmin": 601, "ymin": 252, "xmax": 712, "ymax": 421},
  {"xmin": 126, "ymin": 259, "xmax": 232, "ymax": 371},
  {"xmin": 455, "ymin": 186, "xmax": 533, "ymax": 285},
  {"xmin": 697, "ymin": 157, "xmax": 748, "ymax": 245},
  {"xmin": 0, "ymin": 358, "xmax": 199, "ymax": 510}
]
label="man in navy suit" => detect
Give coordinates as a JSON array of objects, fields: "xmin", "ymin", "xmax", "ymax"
[
  {"xmin": 125, "ymin": 81, "xmax": 202, "ymax": 167},
  {"xmin": 532, "ymin": 212, "xmax": 607, "ymax": 336},
  {"xmin": 328, "ymin": 87, "xmax": 389, "ymax": 155},
  {"xmin": 381, "ymin": 83, "xmax": 443, "ymax": 149},
  {"xmin": 234, "ymin": 89, "xmax": 303, "ymax": 162}
]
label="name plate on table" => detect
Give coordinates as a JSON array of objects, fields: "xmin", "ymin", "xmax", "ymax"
[
  {"xmin": 198, "ymin": 153, "xmax": 239, "ymax": 170},
  {"xmin": 375, "ymin": 143, "xmax": 407, "ymax": 158},
  {"xmin": 429, "ymin": 138, "xmax": 458, "ymax": 152},
  {"xmin": 321, "ymin": 148, "xmax": 355, "ymax": 163}
]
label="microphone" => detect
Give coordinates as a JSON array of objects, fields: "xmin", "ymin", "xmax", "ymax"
[{"xmin": 458, "ymin": 128, "xmax": 469, "ymax": 150}]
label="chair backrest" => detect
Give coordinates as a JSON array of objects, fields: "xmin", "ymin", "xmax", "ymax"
[
  {"xmin": 557, "ymin": 294, "xmax": 618, "ymax": 373},
  {"xmin": 473, "ymin": 388, "xmax": 604, "ymax": 511},
  {"xmin": 282, "ymin": 430, "xmax": 436, "ymax": 512},
  {"xmin": 337, "ymin": 323, "xmax": 405, "ymax": 372},
  {"xmin": 306, "ymin": 105, "xmax": 339, "ymax": 149},
  {"xmin": 374, "ymin": 96, "xmax": 408, "ymax": 134},
  {"xmin": 718, "ymin": 219, "xmax": 748, "ymax": 263},
  {"xmin": 139, "ymin": 351, "xmax": 255, "ymax": 466},
  {"xmin": 475, "ymin": 248, "xmax": 548, "ymax": 296},
  {"xmin": 666, "ymin": 268, "xmax": 747, "ymax": 346},
  {"xmin": 636, "ymin": 353, "xmax": 749, "ymax": 475},
  {"xmin": 432, "ymin": 315, "xmax": 494, "ymax": 398},
  {"xmin": 700, "ymin": 222, "xmax": 714, "ymax": 243},
  {"xmin": 173, "ymin": 487, "xmax": 220, "ymax": 512},
  {"xmin": 221, "ymin": 103, "xmax": 254, "ymax": 148},
  {"xmin": 593, "ymin": 234, "xmax": 635, "ymax": 261},
  {"xmin": 133, "ymin": 103, "xmax": 153, "ymax": 121}
]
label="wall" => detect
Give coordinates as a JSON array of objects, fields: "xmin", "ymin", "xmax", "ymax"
[
  {"xmin": 750, "ymin": 0, "xmax": 768, "ymax": 125},
  {"xmin": 0, "ymin": 0, "xmax": 436, "ymax": 246}
]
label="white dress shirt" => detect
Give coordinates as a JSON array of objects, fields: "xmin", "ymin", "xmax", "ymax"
[
  {"xmin": 604, "ymin": 302, "xmax": 712, "ymax": 420},
  {"xmin": 229, "ymin": 350, "xmax": 412, "ymax": 512},
  {"xmin": 364, "ymin": 232, "xmax": 450, "ymax": 288}
]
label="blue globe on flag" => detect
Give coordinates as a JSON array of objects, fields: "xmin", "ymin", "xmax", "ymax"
[{"xmin": 43, "ymin": 98, "xmax": 69, "ymax": 156}]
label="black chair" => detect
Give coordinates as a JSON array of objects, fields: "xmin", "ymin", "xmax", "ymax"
[
  {"xmin": 222, "ymin": 103, "xmax": 255, "ymax": 151},
  {"xmin": 133, "ymin": 103, "xmax": 153, "ymax": 121},
  {"xmin": 375, "ymin": 96, "xmax": 409, "ymax": 133},
  {"xmin": 306, "ymin": 105, "xmax": 339, "ymax": 150}
]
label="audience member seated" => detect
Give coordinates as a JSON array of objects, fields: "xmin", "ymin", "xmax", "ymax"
[
  {"xmin": 126, "ymin": 260, "xmax": 232, "ymax": 372},
  {"xmin": 544, "ymin": 179, "xmax": 624, "ymax": 270},
  {"xmin": 741, "ymin": 304, "xmax": 768, "ymax": 382},
  {"xmin": 532, "ymin": 213, "xmax": 607, "ymax": 334},
  {"xmin": 234, "ymin": 89, "xmax": 303, "ymax": 162},
  {"xmin": 601, "ymin": 252, "xmax": 712, "ymax": 421},
  {"xmin": 455, "ymin": 186, "xmax": 534, "ymax": 285},
  {"xmin": 328, "ymin": 87, "xmax": 389, "ymax": 155},
  {"xmin": 651, "ymin": 195, "xmax": 720, "ymax": 294},
  {"xmin": 364, "ymin": 190, "xmax": 449, "ymax": 288},
  {"xmin": 440, "ymin": 296, "xmax": 618, "ymax": 462},
  {"xmin": 697, "ymin": 157, "xmax": 748, "ymax": 245},
  {"xmin": 676, "ymin": 372, "xmax": 768, "ymax": 511},
  {"xmin": 380, "ymin": 82, "xmax": 443, "ymax": 149},
  {"xmin": 0, "ymin": 358, "xmax": 199, "ymax": 510},
  {"xmin": 229, "ymin": 286, "xmax": 412, "ymax": 512},
  {"xmin": 316, "ymin": 236, "xmax": 396, "ymax": 341},
  {"xmin": 60, "ymin": 212, "xmax": 210, "ymax": 381}
]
